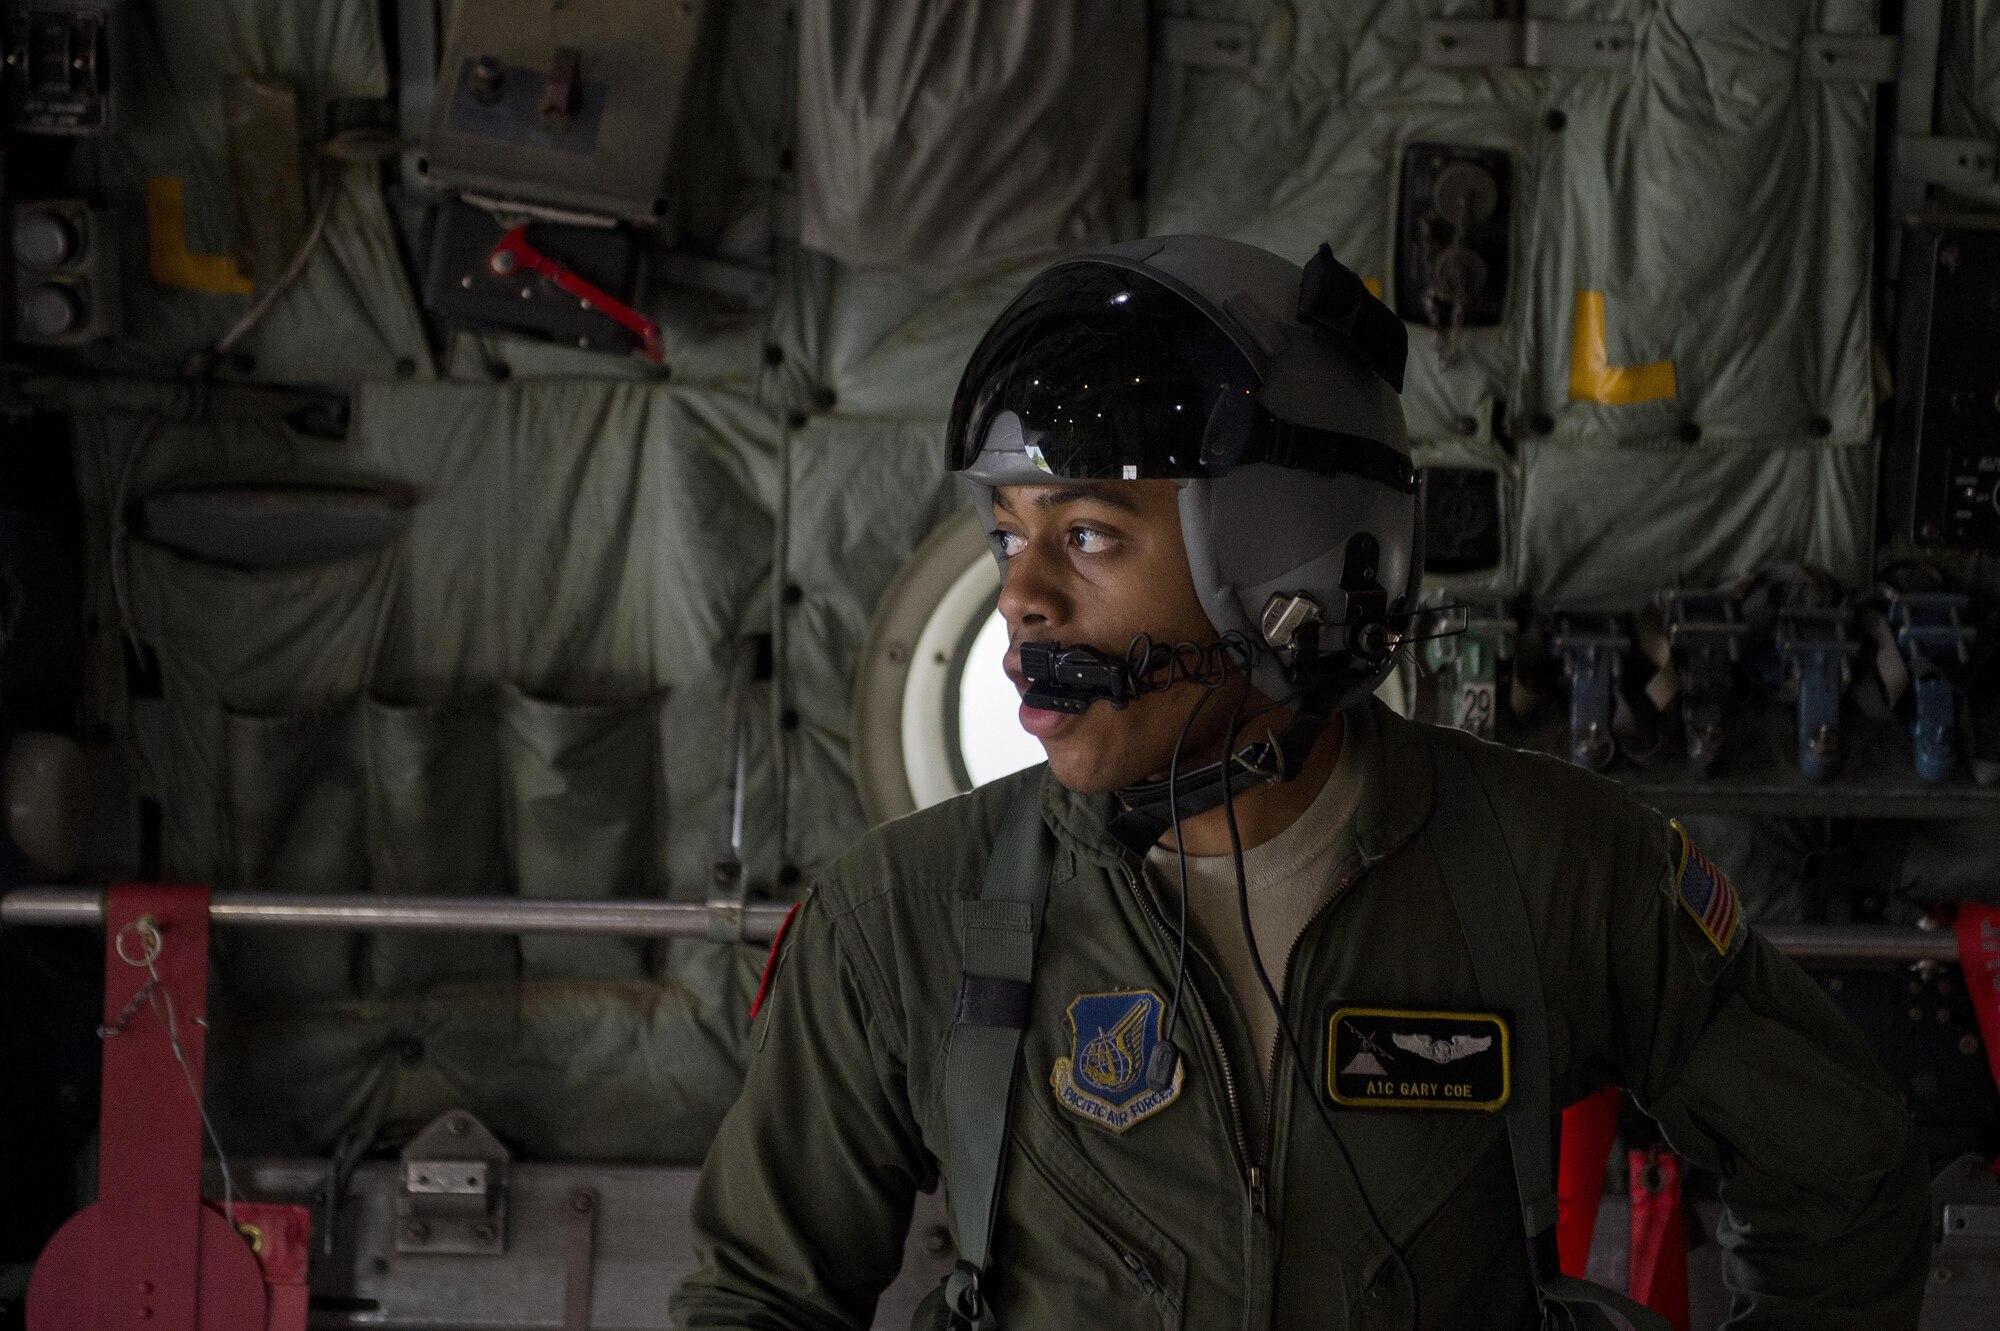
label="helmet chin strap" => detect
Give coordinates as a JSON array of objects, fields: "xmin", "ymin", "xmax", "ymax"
[
  {"xmin": 1107, "ymin": 709, "xmax": 1327, "ymax": 857},
  {"xmin": 1013, "ymin": 628, "xmax": 1348, "ymax": 855}
]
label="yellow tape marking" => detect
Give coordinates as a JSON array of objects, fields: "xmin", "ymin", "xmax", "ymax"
[
  {"xmin": 1568, "ymin": 290, "xmax": 1675, "ymax": 405},
  {"xmin": 146, "ymin": 176, "xmax": 254, "ymax": 295}
]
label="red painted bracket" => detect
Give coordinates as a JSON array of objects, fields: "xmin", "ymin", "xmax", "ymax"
[
  {"xmin": 488, "ymin": 225, "xmax": 665, "ymax": 364},
  {"xmin": 27, "ymin": 885, "xmax": 271, "ymax": 1331},
  {"xmin": 232, "ymin": 1202, "xmax": 313, "ymax": 1331}
]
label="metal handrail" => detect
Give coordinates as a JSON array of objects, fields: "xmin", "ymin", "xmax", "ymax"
[
  {"xmin": 0, "ymin": 888, "xmax": 795, "ymax": 941},
  {"xmin": 0, "ymin": 888, "xmax": 1966, "ymax": 962},
  {"xmin": 1757, "ymin": 924, "xmax": 1960, "ymax": 963}
]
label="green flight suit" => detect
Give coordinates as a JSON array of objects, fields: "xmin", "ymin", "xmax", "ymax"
[{"xmin": 671, "ymin": 700, "xmax": 1931, "ymax": 1330}]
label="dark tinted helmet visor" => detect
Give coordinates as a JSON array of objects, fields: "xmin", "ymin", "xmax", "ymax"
[{"xmin": 948, "ymin": 263, "xmax": 1262, "ymax": 480}]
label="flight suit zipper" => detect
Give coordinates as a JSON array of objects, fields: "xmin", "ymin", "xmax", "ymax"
[
  {"xmin": 1254, "ymin": 855, "xmax": 1371, "ymax": 1215},
  {"xmin": 1079, "ymin": 1209, "xmax": 1160, "ymax": 1295},
  {"xmin": 1122, "ymin": 851, "xmax": 1367, "ymax": 1330},
  {"xmin": 1244, "ymin": 855, "xmax": 1375, "ymax": 1329},
  {"xmin": 1120, "ymin": 862, "xmax": 1252, "ymax": 1180}
]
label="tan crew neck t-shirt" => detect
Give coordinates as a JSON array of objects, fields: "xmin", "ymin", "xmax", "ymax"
[{"xmin": 1143, "ymin": 735, "xmax": 1361, "ymax": 1084}]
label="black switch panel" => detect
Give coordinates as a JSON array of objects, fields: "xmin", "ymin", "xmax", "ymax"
[
  {"xmin": 1395, "ymin": 142, "xmax": 1512, "ymax": 330},
  {"xmin": 1421, "ymin": 466, "xmax": 1502, "ymax": 575},
  {"xmin": 4, "ymin": 2, "xmax": 112, "ymax": 135},
  {"xmin": 1888, "ymin": 227, "xmax": 2000, "ymax": 551}
]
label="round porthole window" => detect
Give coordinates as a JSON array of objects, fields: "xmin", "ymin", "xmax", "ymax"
[
  {"xmin": 852, "ymin": 506, "xmax": 1411, "ymax": 825},
  {"xmin": 853, "ymin": 507, "xmax": 1038, "ymax": 824}
]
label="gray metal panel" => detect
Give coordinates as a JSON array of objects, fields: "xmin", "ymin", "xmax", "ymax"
[
  {"xmin": 1923, "ymin": 1154, "xmax": 2000, "ymax": 1329},
  {"xmin": 1158, "ymin": 17, "xmax": 1253, "ymax": 69},
  {"xmin": 420, "ymin": 0, "xmax": 707, "ymax": 222},
  {"xmin": 1800, "ymin": 34, "xmax": 1901, "ymax": 83},
  {"xmin": 1898, "ymin": 135, "xmax": 2000, "ymax": 193},
  {"xmin": 1419, "ymin": 19, "xmax": 1633, "ymax": 71},
  {"xmin": 229, "ymin": 1158, "xmax": 953, "ymax": 1329}
]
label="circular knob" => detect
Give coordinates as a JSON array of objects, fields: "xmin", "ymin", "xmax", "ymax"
[
  {"xmin": 1429, "ymin": 246, "xmax": 1490, "ymax": 305},
  {"xmin": 21, "ymin": 280, "xmax": 87, "ymax": 338},
  {"xmin": 1432, "ymin": 161, "xmax": 1499, "ymax": 225},
  {"xmin": 13, "ymin": 209, "xmax": 81, "ymax": 268},
  {"xmin": 1434, "ymin": 485, "xmax": 1493, "ymax": 540}
]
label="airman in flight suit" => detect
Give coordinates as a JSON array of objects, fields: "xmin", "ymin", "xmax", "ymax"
[{"xmin": 671, "ymin": 237, "xmax": 1930, "ymax": 1330}]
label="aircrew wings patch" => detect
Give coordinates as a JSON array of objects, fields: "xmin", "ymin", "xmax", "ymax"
[
  {"xmin": 1327, "ymin": 1007, "xmax": 1511, "ymax": 1110},
  {"xmin": 1671, "ymin": 821, "xmax": 1740, "ymax": 956}
]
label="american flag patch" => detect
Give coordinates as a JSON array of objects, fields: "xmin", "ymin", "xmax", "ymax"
[{"xmin": 1671, "ymin": 821, "xmax": 1740, "ymax": 956}]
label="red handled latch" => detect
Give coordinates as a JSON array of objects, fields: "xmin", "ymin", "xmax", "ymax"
[{"xmin": 487, "ymin": 225, "xmax": 664, "ymax": 364}]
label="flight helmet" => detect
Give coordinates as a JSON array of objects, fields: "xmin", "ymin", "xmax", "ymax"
[{"xmin": 949, "ymin": 234, "xmax": 1422, "ymax": 715}]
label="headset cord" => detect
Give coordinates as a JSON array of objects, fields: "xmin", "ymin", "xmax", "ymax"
[
  {"xmin": 1146, "ymin": 686, "xmax": 1215, "ymax": 1093},
  {"xmin": 1218, "ymin": 694, "xmax": 1421, "ymax": 1326}
]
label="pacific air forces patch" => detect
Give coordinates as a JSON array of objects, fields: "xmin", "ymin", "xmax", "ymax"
[
  {"xmin": 1051, "ymin": 990, "xmax": 1183, "ymax": 1133},
  {"xmin": 1670, "ymin": 820, "xmax": 1741, "ymax": 956},
  {"xmin": 1327, "ymin": 1006, "xmax": 1511, "ymax": 1110}
]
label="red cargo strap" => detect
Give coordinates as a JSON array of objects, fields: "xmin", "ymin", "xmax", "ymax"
[
  {"xmin": 1958, "ymin": 905, "xmax": 2000, "ymax": 1091},
  {"xmin": 1959, "ymin": 903, "xmax": 2000, "ymax": 1175},
  {"xmin": 1628, "ymin": 1147, "xmax": 1690, "ymax": 1331},
  {"xmin": 1557, "ymin": 1087, "xmax": 1623, "ymax": 1275}
]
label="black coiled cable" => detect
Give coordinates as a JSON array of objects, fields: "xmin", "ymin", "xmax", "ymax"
[{"xmin": 1124, "ymin": 630, "xmax": 1259, "ymax": 698}]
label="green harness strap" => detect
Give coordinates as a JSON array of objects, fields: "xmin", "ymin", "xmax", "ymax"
[
  {"xmin": 1425, "ymin": 733, "xmax": 1671, "ymax": 1331},
  {"xmin": 931, "ymin": 778, "xmax": 1053, "ymax": 1331}
]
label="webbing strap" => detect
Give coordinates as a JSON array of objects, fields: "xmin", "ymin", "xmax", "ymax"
[
  {"xmin": 940, "ymin": 780, "xmax": 1052, "ymax": 1325},
  {"xmin": 1425, "ymin": 735, "xmax": 1674, "ymax": 1331},
  {"xmin": 1422, "ymin": 737, "xmax": 1560, "ymax": 1243}
]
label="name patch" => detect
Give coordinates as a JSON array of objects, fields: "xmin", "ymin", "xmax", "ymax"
[
  {"xmin": 1326, "ymin": 1006, "xmax": 1510, "ymax": 1111},
  {"xmin": 1050, "ymin": 990, "xmax": 1184, "ymax": 1133}
]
